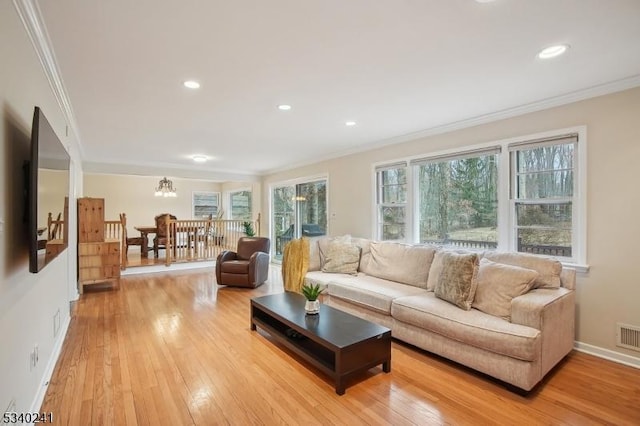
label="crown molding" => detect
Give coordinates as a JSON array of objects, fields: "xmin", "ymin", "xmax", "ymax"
[
  {"xmin": 13, "ymin": 0, "xmax": 84, "ymax": 159},
  {"xmin": 83, "ymin": 160, "xmax": 260, "ymax": 183},
  {"xmin": 263, "ymin": 74, "xmax": 640, "ymax": 176}
]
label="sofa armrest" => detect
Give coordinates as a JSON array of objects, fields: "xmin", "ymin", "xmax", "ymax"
[{"xmin": 511, "ymin": 288, "xmax": 575, "ymax": 375}]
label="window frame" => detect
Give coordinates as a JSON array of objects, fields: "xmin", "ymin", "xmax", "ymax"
[
  {"xmin": 375, "ymin": 162, "xmax": 410, "ymax": 242},
  {"xmin": 508, "ymin": 133, "xmax": 583, "ymax": 266},
  {"xmin": 372, "ymin": 126, "xmax": 587, "ymax": 270}
]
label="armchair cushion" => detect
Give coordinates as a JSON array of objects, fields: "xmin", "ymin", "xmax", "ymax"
[{"xmin": 221, "ymin": 260, "xmax": 250, "ymax": 274}]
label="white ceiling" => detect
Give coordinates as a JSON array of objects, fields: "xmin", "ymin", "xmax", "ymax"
[{"xmin": 36, "ymin": 0, "xmax": 640, "ymax": 180}]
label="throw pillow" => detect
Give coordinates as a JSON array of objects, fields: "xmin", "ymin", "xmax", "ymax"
[
  {"xmin": 318, "ymin": 234, "xmax": 352, "ymax": 268},
  {"xmin": 472, "ymin": 258, "xmax": 539, "ymax": 320},
  {"xmin": 434, "ymin": 252, "xmax": 479, "ymax": 310},
  {"xmin": 426, "ymin": 249, "xmax": 472, "ymax": 291},
  {"xmin": 483, "ymin": 252, "xmax": 562, "ymax": 289},
  {"xmin": 321, "ymin": 240, "xmax": 360, "ymax": 275}
]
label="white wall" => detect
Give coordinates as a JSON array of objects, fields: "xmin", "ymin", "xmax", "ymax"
[
  {"xmin": 0, "ymin": 1, "xmax": 82, "ymax": 413},
  {"xmin": 262, "ymin": 87, "xmax": 640, "ymax": 365},
  {"xmin": 83, "ymin": 174, "xmax": 222, "ymax": 228}
]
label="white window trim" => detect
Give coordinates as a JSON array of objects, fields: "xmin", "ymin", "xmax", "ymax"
[
  {"xmin": 268, "ymin": 173, "xmax": 330, "ymax": 259},
  {"xmin": 371, "ymin": 160, "xmax": 412, "ymax": 241},
  {"xmin": 371, "ymin": 126, "xmax": 588, "ymax": 271}
]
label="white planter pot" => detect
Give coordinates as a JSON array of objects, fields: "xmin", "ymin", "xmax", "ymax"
[{"xmin": 304, "ymin": 299, "xmax": 320, "ymax": 315}]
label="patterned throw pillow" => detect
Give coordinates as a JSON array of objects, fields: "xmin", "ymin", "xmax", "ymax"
[
  {"xmin": 434, "ymin": 252, "xmax": 479, "ymax": 310},
  {"xmin": 472, "ymin": 258, "xmax": 539, "ymax": 320},
  {"xmin": 321, "ymin": 240, "xmax": 360, "ymax": 275}
]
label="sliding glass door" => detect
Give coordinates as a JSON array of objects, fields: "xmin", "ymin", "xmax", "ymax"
[{"xmin": 272, "ymin": 179, "xmax": 327, "ymax": 261}]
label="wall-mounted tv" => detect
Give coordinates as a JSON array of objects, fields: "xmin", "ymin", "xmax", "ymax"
[{"xmin": 28, "ymin": 106, "xmax": 70, "ymax": 273}]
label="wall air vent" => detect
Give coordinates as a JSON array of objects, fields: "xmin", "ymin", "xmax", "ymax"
[{"xmin": 616, "ymin": 323, "xmax": 640, "ymax": 352}]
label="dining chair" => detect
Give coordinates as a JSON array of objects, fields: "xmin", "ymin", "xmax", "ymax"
[
  {"xmin": 119, "ymin": 213, "xmax": 144, "ymax": 256},
  {"xmin": 153, "ymin": 213, "xmax": 177, "ymax": 257}
]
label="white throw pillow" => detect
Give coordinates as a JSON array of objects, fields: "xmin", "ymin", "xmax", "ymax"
[
  {"xmin": 483, "ymin": 251, "xmax": 561, "ymax": 289},
  {"xmin": 472, "ymin": 258, "xmax": 539, "ymax": 320}
]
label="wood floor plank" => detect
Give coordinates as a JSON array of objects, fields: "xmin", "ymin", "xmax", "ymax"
[{"xmin": 41, "ymin": 266, "xmax": 640, "ymax": 425}]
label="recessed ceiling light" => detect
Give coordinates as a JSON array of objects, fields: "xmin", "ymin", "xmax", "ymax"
[
  {"xmin": 475, "ymin": 0, "xmax": 496, "ymax": 3},
  {"xmin": 192, "ymin": 155, "xmax": 207, "ymax": 163},
  {"xmin": 537, "ymin": 44, "xmax": 569, "ymax": 59},
  {"xmin": 184, "ymin": 80, "xmax": 200, "ymax": 89},
  {"xmin": 277, "ymin": 104, "xmax": 292, "ymax": 111},
  {"xmin": 345, "ymin": 121, "xmax": 357, "ymax": 126}
]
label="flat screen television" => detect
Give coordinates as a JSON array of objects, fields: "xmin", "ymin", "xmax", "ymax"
[{"xmin": 28, "ymin": 106, "xmax": 70, "ymax": 273}]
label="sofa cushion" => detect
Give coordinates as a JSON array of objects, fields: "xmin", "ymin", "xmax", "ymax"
[
  {"xmin": 328, "ymin": 275, "xmax": 426, "ymax": 315},
  {"xmin": 304, "ymin": 270, "xmax": 354, "ymax": 292},
  {"xmin": 359, "ymin": 241, "xmax": 436, "ymax": 288},
  {"xmin": 483, "ymin": 252, "xmax": 562, "ymax": 289},
  {"xmin": 472, "ymin": 258, "xmax": 539, "ymax": 320},
  {"xmin": 434, "ymin": 252, "xmax": 479, "ymax": 310},
  {"xmin": 322, "ymin": 239, "xmax": 360, "ymax": 275},
  {"xmin": 392, "ymin": 293, "xmax": 540, "ymax": 361}
]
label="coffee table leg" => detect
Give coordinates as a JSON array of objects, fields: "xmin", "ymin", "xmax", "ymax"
[
  {"xmin": 335, "ymin": 379, "xmax": 345, "ymax": 396},
  {"xmin": 383, "ymin": 360, "xmax": 391, "ymax": 373}
]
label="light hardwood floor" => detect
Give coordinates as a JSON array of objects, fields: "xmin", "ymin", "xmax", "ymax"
[{"xmin": 41, "ymin": 267, "xmax": 640, "ymax": 425}]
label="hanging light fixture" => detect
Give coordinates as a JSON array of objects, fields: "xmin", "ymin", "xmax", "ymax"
[{"xmin": 154, "ymin": 177, "xmax": 177, "ymax": 197}]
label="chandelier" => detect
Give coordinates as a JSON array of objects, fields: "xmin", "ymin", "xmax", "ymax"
[{"xmin": 154, "ymin": 177, "xmax": 177, "ymax": 197}]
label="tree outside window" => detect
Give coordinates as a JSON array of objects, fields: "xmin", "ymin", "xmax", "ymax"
[
  {"xmin": 417, "ymin": 152, "xmax": 498, "ymax": 248},
  {"xmin": 513, "ymin": 141, "xmax": 574, "ymax": 257}
]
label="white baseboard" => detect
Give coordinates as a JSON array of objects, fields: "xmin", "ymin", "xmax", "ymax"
[
  {"xmin": 574, "ymin": 341, "xmax": 640, "ymax": 369},
  {"xmin": 29, "ymin": 314, "xmax": 71, "ymax": 412},
  {"xmin": 121, "ymin": 261, "xmax": 214, "ymax": 276}
]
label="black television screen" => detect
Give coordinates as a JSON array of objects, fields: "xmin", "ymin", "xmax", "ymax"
[{"xmin": 28, "ymin": 106, "xmax": 70, "ymax": 273}]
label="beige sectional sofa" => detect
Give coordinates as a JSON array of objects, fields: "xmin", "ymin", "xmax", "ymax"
[{"xmin": 302, "ymin": 236, "xmax": 576, "ymax": 391}]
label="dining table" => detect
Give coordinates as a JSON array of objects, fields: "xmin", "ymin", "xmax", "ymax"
[{"xmin": 134, "ymin": 226, "xmax": 157, "ymax": 258}]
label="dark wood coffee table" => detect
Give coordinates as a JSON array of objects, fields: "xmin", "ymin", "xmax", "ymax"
[{"xmin": 250, "ymin": 292, "xmax": 391, "ymax": 395}]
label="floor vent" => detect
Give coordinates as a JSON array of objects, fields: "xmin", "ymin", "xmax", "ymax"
[{"xmin": 616, "ymin": 323, "xmax": 640, "ymax": 352}]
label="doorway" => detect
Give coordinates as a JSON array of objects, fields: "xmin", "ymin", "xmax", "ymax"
[{"xmin": 272, "ymin": 179, "xmax": 327, "ymax": 261}]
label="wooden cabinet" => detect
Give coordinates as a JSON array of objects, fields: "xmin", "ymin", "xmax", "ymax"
[{"xmin": 78, "ymin": 198, "xmax": 120, "ymax": 293}]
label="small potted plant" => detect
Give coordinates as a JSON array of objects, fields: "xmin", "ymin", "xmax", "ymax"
[
  {"xmin": 242, "ymin": 221, "xmax": 256, "ymax": 237},
  {"xmin": 301, "ymin": 283, "xmax": 323, "ymax": 315}
]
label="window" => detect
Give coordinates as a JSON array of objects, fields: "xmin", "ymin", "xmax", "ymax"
[
  {"xmin": 271, "ymin": 178, "xmax": 327, "ymax": 260},
  {"xmin": 373, "ymin": 129, "xmax": 585, "ymax": 266},
  {"xmin": 229, "ymin": 190, "xmax": 252, "ymax": 220},
  {"xmin": 376, "ymin": 163, "xmax": 407, "ymax": 241},
  {"xmin": 510, "ymin": 134, "xmax": 577, "ymax": 259},
  {"xmin": 412, "ymin": 148, "xmax": 499, "ymax": 249},
  {"xmin": 192, "ymin": 191, "xmax": 220, "ymax": 218}
]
